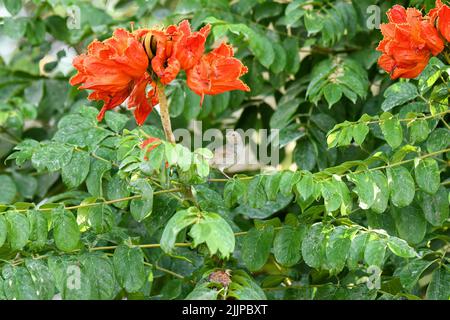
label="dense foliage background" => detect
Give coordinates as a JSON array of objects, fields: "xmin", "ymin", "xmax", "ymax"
[{"xmin": 0, "ymin": 0, "xmax": 449, "ymax": 300}]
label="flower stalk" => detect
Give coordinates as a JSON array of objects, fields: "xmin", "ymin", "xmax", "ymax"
[{"xmin": 156, "ymin": 81, "xmax": 175, "ymax": 144}]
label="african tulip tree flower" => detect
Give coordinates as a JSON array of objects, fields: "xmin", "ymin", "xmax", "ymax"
[
  {"xmin": 139, "ymin": 20, "xmax": 211, "ymax": 85},
  {"xmin": 186, "ymin": 43, "xmax": 250, "ymax": 104},
  {"xmin": 377, "ymin": 5, "xmax": 444, "ymax": 79},
  {"xmin": 430, "ymin": 0, "xmax": 450, "ymax": 42},
  {"xmin": 70, "ymin": 28, "xmax": 156, "ymax": 125},
  {"xmin": 70, "ymin": 20, "xmax": 249, "ymax": 129}
]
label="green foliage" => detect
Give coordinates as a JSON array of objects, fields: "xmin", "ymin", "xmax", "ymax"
[{"xmin": 0, "ymin": 0, "xmax": 448, "ymax": 301}]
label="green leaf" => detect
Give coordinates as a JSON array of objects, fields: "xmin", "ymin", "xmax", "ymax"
[
  {"xmin": 248, "ymin": 32, "xmax": 275, "ymax": 68},
  {"xmin": 323, "ymin": 83, "xmax": 342, "ymax": 108},
  {"xmin": 81, "ymin": 253, "xmax": 116, "ymax": 300},
  {"xmin": 24, "ymin": 259, "xmax": 55, "ymax": 300},
  {"xmin": 28, "ymin": 209, "xmax": 48, "ymax": 250},
  {"xmin": 228, "ymin": 270, "xmax": 267, "ymax": 300},
  {"xmin": 241, "ymin": 226, "xmax": 275, "ymax": 271},
  {"xmin": 304, "ymin": 11, "xmax": 323, "ymax": 35},
  {"xmin": 417, "ymin": 187, "xmax": 449, "ymax": 226},
  {"xmin": 382, "ymin": 82, "xmax": 418, "ymax": 111},
  {"xmin": 86, "ymin": 159, "xmax": 112, "ymax": 197},
  {"xmin": 391, "ymin": 205, "xmax": 427, "ymax": 245},
  {"xmin": 325, "ymin": 226, "xmax": 351, "ymax": 274},
  {"xmin": 52, "ymin": 208, "xmax": 80, "ymax": 252},
  {"xmin": 2, "ymin": 265, "xmax": 39, "ymax": 300},
  {"xmin": 302, "ymin": 223, "xmax": 327, "ymax": 269},
  {"xmin": 347, "ymin": 232, "xmax": 369, "ymax": 270},
  {"xmin": 426, "ymin": 267, "xmax": 450, "ymax": 300},
  {"xmin": 273, "ymin": 225, "xmax": 305, "ymax": 267},
  {"xmin": 396, "ymin": 258, "xmax": 434, "ymax": 291},
  {"xmin": 247, "ymin": 176, "xmax": 267, "ymax": 208},
  {"xmin": 224, "ymin": 178, "xmax": 246, "ymax": 208},
  {"xmin": 106, "ymin": 175, "xmax": 130, "ymax": 209},
  {"xmin": 380, "ymin": 112, "xmax": 403, "ymax": 149},
  {"xmin": 426, "ymin": 128, "xmax": 450, "ymax": 153},
  {"xmin": 320, "ymin": 180, "xmax": 341, "ymax": 213},
  {"xmin": 175, "ymin": 144, "xmax": 192, "ymax": 171},
  {"xmin": 11, "ymin": 172, "xmax": 37, "ymax": 199},
  {"xmin": 294, "ymin": 138, "xmax": 316, "ymax": 171},
  {"xmin": 386, "ymin": 236, "xmax": 416, "ymax": 258},
  {"xmin": 371, "ymin": 171, "xmax": 389, "ymax": 214},
  {"xmin": 348, "ymin": 172, "xmax": 377, "ymax": 210},
  {"xmin": 169, "ymin": 85, "xmax": 185, "ymax": 117},
  {"xmin": 104, "ymin": 111, "xmax": 129, "ymax": 133},
  {"xmin": 364, "ymin": 235, "xmax": 386, "ymax": 267},
  {"xmin": 409, "ymin": 118, "xmax": 430, "ymax": 144},
  {"xmin": 270, "ymin": 98, "xmax": 301, "ymax": 129},
  {"xmin": 6, "ymin": 211, "xmax": 30, "ymax": 251},
  {"xmin": 296, "ymin": 171, "xmax": 314, "ymax": 201},
  {"xmin": 189, "ymin": 212, "xmax": 235, "ymax": 258},
  {"xmin": 113, "ymin": 245, "xmax": 146, "ymax": 293},
  {"xmin": 88, "ymin": 204, "xmax": 114, "ymax": 234},
  {"xmin": 160, "ymin": 207, "xmax": 198, "ymax": 254},
  {"xmin": 54, "ymin": 114, "xmax": 112, "ymax": 149},
  {"xmin": 3, "ymin": 0, "xmax": 22, "ymax": 16},
  {"xmin": 0, "ymin": 216, "xmax": 7, "ymax": 248},
  {"xmin": 0, "ymin": 175, "xmax": 17, "ymax": 204},
  {"xmin": 414, "ymin": 158, "xmax": 440, "ymax": 194},
  {"xmin": 387, "ymin": 166, "xmax": 415, "ymax": 208},
  {"xmin": 185, "ymin": 283, "xmax": 219, "ymax": 300},
  {"xmin": 352, "ymin": 122, "xmax": 369, "ymax": 145},
  {"xmin": 62, "ymin": 150, "xmax": 90, "ymax": 189},
  {"xmin": 264, "ymin": 173, "xmax": 282, "ymax": 201},
  {"xmin": 130, "ymin": 180, "xmax": 153, "ymax": 222},
  {"xmin": 270, "ymin": 43, "xmax": 287, "ymax": 74},
  {"xmin": 283, "ymin": 37, "xmax": 300, "ymax": 75},
  {"xmin": 31, "ymin": 142, "xmax": 74, "ymax": 172}
]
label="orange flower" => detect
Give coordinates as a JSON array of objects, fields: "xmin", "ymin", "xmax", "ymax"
[
  {"xmin": 147, "ymin": 20, "xmax": 210, "ymax": 85},
  {"xmin": 70, "ymin": 29, "xmax": 157, "ymax": 125},
  {"xmin": 186, "ymin": 43, "xmax": 250, "ymax": 104},
  {"xmin": 430, "ymin": 0, "xmax": 450, "ymax": 42},
  {"xmin": 173, "ymin": 20, "xmax": 211, "ymax": 70},
  {"xmin": 377, "ymin": 5, "xmax": 444, "ymax": 79}
]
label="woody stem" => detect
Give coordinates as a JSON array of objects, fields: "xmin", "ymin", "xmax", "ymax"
[{"xmin": 156, "ymin": 81, "xmax": 175, "ymax": 144}]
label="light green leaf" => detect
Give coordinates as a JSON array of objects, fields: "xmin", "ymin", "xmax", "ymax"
[
  {"xmin": 387, "ymin": 166, "xmax": 415, "ymax": 208},
  {"xmin": 6, "ymin": 211, "xmax": 30, "ymax": 251},
  {"xmin": 417, "ymin": 187, "xmax": 449, "ymax": 226},
  {"xmin": 62, "ymin": 150, "xmax": 90, "ymax": 189},
  {"xmin": 364, "ymin": 235, "xmax": 386, "ymax": 267},
  {"xmin": 380, "ymin": 112, "xmax": 403, "ymax": 149},
  {"xmin": 414, "ymin": 158, "xmax": 440, "ymax": 194},
  {"xmin": 241, "ymin": 226, "xmax": 275, "ymax": 271},
  {"xmin": 426, "ymin": 267, "xmax": 450, "ymax": 300},
  {"xmin": 189, "ymin": 212, "xmax": 235, "ymax": 258},
  {"xmin": 382, "ymin": 82, "xmax": 418, "ymax": 111},
  {"xmin": 113, "ymin": 245, "xmax": 146, "ymax": 293},
  {"xmin": 52, "ymin": 208, "xmax": 80, "ymax": 252},
  {"xmin": 386, "ymin": 236, "xmax": 416, "ymax": 258},
  {"xmin": 302, "ymin": 223, "xmax": 327, "ymax": 269},
  {"xmin": 160, "ymin": 207, "xmax": 198, "ymax": 254},
  {"xmin": 273, "ymin": 226, "xmax": 305, "ymax": 267},
  {"xmin": 0, "ymin": 175, "xmax": 17, "ymax": 204}
]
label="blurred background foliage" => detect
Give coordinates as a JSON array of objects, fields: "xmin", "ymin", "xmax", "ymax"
[{"xmin": 0, "ymin": 0, "xmax": 449, "ymax": 300}]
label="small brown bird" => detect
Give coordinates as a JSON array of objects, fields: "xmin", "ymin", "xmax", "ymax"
[{"xmin": 209, "ymin": 131, "xmax": 244, "ymax": 178}]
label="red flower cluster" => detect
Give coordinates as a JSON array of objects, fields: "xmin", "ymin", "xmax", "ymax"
[
  {"xmin": 430, "ymin": 0, "xmax": 450, "ymax": 42},
  {"xmin": 70, "ymin": 20, "xmax": 250, "ymax": 125},
  {"xmin": 377, "ymin": 1, "xmax": 450, "ymax": 79}
]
